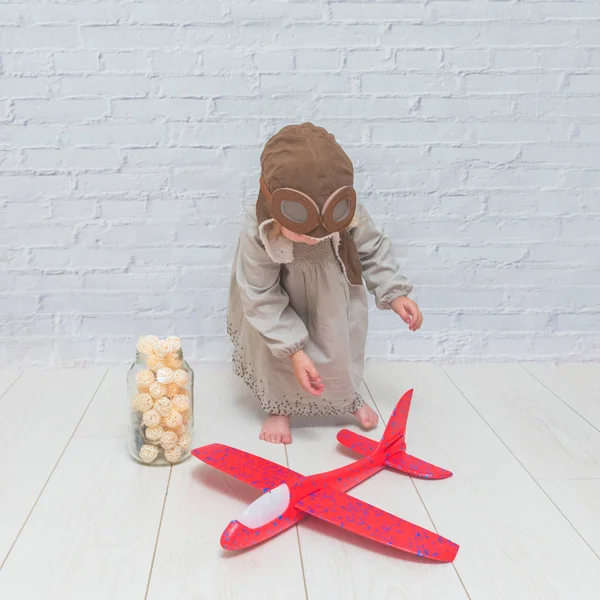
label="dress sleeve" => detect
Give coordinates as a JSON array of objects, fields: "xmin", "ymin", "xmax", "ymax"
[
  {"xmin": 349, "ymin": 205, "xmax": 413, "ymax": 310},
  {"xmin": 234, "ymin": 224, "xmax": 308, "ymax": 358}
]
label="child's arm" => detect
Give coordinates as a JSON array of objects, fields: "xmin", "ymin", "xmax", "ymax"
[
  {"xmin": 349, "ymin": 205, "xmax": 423, "ymax": 330},
  {"xmin": 235, "ymin": 224, "xmax": 308, "ymax": 359},
  {"xmin": 234, "ymin": 224, "xmax": 324, "ymax": 395}
]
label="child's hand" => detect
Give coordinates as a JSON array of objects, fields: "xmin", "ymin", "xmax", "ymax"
[
  {"xmin": 391, "ymin": 297, "xmax": 423, "ymax": 331},
  {"xmin": 289, "ymin": 350, "xmax": 324, "ymax": 396}
]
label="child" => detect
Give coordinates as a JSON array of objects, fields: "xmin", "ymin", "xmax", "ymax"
[{"xmin": 227, "ymin": 123, "xmax": 422, "ymax": 444}]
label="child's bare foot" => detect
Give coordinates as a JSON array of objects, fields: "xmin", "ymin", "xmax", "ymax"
[
  {"xmin": 353, "ymin": 403, "xmax": 379, "ymax": 430},
  {"xmin": 259, "ymin": 415, "xmax": 292, "ymax": 444}
]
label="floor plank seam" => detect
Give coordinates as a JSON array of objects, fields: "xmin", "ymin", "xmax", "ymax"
[
  {"xmin": 364, "ymin": 378, "xmax": 473, "ymax": 599},
  {"xmin": 144, "ymin": 466, "xmax": 173, "ymax": 600},
  {"xmin": 0, "ymin": 368, "xmax": 109, "ymax": 571},
  {"xmin": 536, "ymin": 477, "xmax": 600, "ymax": 482},
  {"xmin": 519, "ymin": 363, "xmax": 600, "ymax": 435},
  {"xmin": 362, "ymin": 379, "xmax": 382, "ymax": 422},
  {"xmin": 0, "ymin": 372, "xmax": 23, "ymax": 402},
  {"xmin": 441, "ymin": 366, "xmax": 600, "ymax": 564},
  {"xmin": 284, "ymin": 445, "xmax": 310, "ymax": 600},
  {"xmin": 411, "ymin": 480, "xmax": 473, "ymax": 600}
]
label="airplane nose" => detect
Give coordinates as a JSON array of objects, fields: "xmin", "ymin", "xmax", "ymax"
[{"xmin": 220, "ymin": 520, "xmax": 244, "ymax": 550}]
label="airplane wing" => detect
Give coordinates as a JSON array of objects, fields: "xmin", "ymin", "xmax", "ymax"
[
  {"xmin": 337, "ymin": 430, "xmax": 451, "ymax": 479},
  {"xmin": 294, "ymin": 487, "xmax": 459, "ymax": 562},
  {"xmin": 389, "ymin": 452, "xmax": 452, "ymax": 480},
  {"xmin": 337, "ymin": 429, "xmax": 377, "ymax": 455},
  {"xmin": 192, "ymin": 444, "xmax": 302, "ymax": 492}
]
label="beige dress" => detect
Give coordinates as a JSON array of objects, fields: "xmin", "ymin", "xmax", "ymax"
[{"xmin": 227, "ymin": 204, "xmax": 412, "ymax": 416}]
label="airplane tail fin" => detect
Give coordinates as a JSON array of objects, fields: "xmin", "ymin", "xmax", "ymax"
[
  {"xmin": 377, "ymin": 388, "xmax": 412, "ymax": 453},
  {"xmin": 336, "ymin": 388, "xmax": 453, "ymax": 480}
]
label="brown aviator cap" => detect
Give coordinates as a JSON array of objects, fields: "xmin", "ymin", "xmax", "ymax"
[
  {"xmin": 257, "ymin": 123, "xmax": 355, "ymax": 239},
  {"xmin": 256, "ymin": 123, "xmax": 363, "ymax": 285}
]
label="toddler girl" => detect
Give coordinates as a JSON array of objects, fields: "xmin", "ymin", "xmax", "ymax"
[{"xmin": 227, "ymin": 123, "xmax": 422, "ymax": 444}]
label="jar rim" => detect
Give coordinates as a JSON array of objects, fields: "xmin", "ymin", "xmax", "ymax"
[{"xmin": 135, "ymin": 348, "xmax": 184, "ymax": 359}]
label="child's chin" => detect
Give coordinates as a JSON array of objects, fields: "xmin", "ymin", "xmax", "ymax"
[
  {"xmin": 281, "ymin": 228, "xmax": 323, "ymax": 245},
  {"xmin": 302, "ymin": 237, "xmax": 322, "ymax": 245}
]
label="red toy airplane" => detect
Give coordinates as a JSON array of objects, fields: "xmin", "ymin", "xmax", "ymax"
[{"xmin": 192, "ymin": 389, "xmax": 459, "ymax": 562}]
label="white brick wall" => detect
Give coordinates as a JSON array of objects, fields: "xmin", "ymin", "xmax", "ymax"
[{"xmin": 1, "ymin": 1, "xmax": 599, "ymax": 366}]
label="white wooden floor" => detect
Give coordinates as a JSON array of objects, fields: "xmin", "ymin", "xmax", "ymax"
[{"xmin": 1, "ymin": 363, "xmax": 599, "ymax": 600}]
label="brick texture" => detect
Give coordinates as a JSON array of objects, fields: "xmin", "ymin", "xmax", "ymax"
[{"xmin": 1, "ymin": 1, "xmax": 599, "ymax": 366}]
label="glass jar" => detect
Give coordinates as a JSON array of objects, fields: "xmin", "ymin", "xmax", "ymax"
[{"xmin": 127, "ymin": 336, "xmax": 194, "ymax": 465}]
